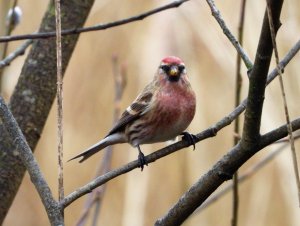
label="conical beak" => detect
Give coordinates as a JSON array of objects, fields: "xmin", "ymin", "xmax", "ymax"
[{"xmin": 169, "ymin": 66, "xmax": 179, "ymax": 76}]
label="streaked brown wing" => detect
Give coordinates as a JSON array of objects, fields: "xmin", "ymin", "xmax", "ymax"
[{"xmin": 106, "ymin": 89, "xmax": 153, "ymax": 136}]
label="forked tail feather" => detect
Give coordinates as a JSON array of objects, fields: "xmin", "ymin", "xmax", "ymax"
[{"xmin": 68, "ymin": 133, "xmax": 126, "ymax": 163}]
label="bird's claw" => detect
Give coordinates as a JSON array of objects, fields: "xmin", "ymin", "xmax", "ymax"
[
  {"xmin": 138, "ymin": 151, "xmax": 147, "ymax": 171},
  {"xmin": 137, "ymin": 149, "xmax": 148, "ymax": 171},
  {"xmin": 181, "ymin": 132, "xmax": 197, "ymax": 150}
]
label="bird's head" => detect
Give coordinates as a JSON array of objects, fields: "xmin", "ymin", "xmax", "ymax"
[{"xmin": 158, "ymin": 56, "xmax": 186, "ymax": 82}]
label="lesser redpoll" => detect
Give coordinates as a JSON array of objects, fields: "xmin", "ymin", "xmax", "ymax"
[{"xmin": 69, "ymin": 56, "xmax": 196, "ymax": 170}]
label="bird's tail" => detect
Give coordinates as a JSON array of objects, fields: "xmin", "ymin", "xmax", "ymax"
[{"xmin": 68, "ymin": 133, "xmax": 126, "ymax": 163}]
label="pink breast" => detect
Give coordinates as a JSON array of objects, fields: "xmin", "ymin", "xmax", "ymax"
[{"xmin": 146, "ymin": 88, "xmax": 196, "ymax": 142}]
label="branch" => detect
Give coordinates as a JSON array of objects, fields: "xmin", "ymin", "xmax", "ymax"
[
  {"xmin": 155, "ymin": 118, "xmax": 300, "ymax": 226},
  {"xmin": 0, "ymin": 0, "xmax": 19, "ymax": 59},
  {"xmin": 0, "ymin": 0, "xmax": 94, "ymax": 223},
  {"xmin": 266, "ymin": 0, "xmax": 300, "ymax": 205},
  {"xmin": 266, "ymin": 39, "xmax": 300, "ymax": 85},
  {"xmin": 0, "ymin": 40, "xmax": 32, "ymax": 69},
  {"xmin": 0, "ymin": 1, "xmax": 22, "ymax": 91},
  {"xmin": 241, "ymin": 0, "xmax": 283, "ymax": 148},
  {"xmin": 0, "ymin": 0, "xmax": 190, "ymax": 43},
  {"xmin": 206, "ymin": 0, "xmax": 253, "ymax": 69},
  {"xmin": 0, "ymin": 96, "xmax": 63, "ymax": 225},
  {"xmin": 76, "ymin": 56, "xmax": 126, "ymax": 226},
  {"xmin": 60, "ymin": 35, "xmax": 300, "ymax": 208},
  {"xmin": 54, "ymin": 0, "xmax": 64, "ymax": 203},
  {"xmin": 232, "ymin": 0, "xmax": 247, "ymax": 224}
]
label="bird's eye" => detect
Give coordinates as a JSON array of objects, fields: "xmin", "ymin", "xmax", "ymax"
[
  {"xmin": 178, "ymin": 65, "xmax": 185, "ymax": 73},
  {"xmin": 160, "ymin": 65, "xmax": 170, "ymax": 73}
]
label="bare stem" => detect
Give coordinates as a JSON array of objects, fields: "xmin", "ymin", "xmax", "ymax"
[
  {"xmin": 206, "ymin": 0, "xmax": 253, "ymax": 69},
  {"xmin": 0, "ymin": 0, "xmax": 19, "ymax": 91},
  {"xmin": 0, "ymin": 40, "xmax": 32, "ymax": 69},
  {"xmin": 76, "ymin": 56, "xmax": 126, "ymax": 226},
  {"xmin": 232, "ymin": 1, "xmax": 247, "ymax": 225},
  {"xmin": 1, "ymin": 0, "xmax": 18, "ymax": 58},
  {"xmin": 266, "ymin": 0, "xmax": 300, "ymax": 206},
  {"xmin": 54, "ymin": 0, "xmax": 64, "ymax": 204},
  {"xmin": 0, "ymin": 0, "xmax": 190, "ymax": 43},
  {"xmin": 0, "ymin": 96, "xmax": 63, "ymax": 225}
]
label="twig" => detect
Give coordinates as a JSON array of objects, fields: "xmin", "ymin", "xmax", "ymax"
[
  {"xmin": 0, "ymin": 0, "xmax": 190, "ymax": 43},
  {"xmin": 0, "ymin": 96, "xmax": 63, "ymax": 225},
  {"xmin": 54, "ymin": 0, "xmax": 64, "ymax": 203},
  {"xmin": 266, "ymin": 39, "xmax": 300, "ymax": 85},
  {"xmin": 266, "ymin": 0, "xmax": 300, "ymax": 206},
  {"xmin": 276, "ymin": 134, "xmax": 300, "ymax": 143},
  {"xmin": 76, "ymin": 56, "xmax": 126, "ymax": 226},
  {"xmin": 0, "ymin": 0, "xmax": 19, "ymax": 91},
  {"xmin": 205, "ymin": 0, "xmax": 253, "ymax": 69},
  {"xmin": 154, "ymin": 118, "xmax": 300, "ymax": 226},
  {"xmin": 0, "ymin": 1, "xmax": 95, "ymax": 223},
  {"xmin": 60, "ymin": 36, "xmax": 300, "ymax": 208},
  {"xmin": 240, "ymin": 0, "xmax": 283, "ymax": 149},
  {"xmin": 1, "ymin": 0, "xmax": 18, "ymax": 58},
  {"xmin": 232, "ymin": 1, "xmax": 247, "ymax": 225},
  {"xmin": 0, "ymin": 40, "xmax": 32, "ymax": 69}
]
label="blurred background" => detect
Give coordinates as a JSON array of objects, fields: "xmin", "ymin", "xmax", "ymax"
[{"xmin": 1, "ymin": 0, "xmax": 300, "ymax": 225}]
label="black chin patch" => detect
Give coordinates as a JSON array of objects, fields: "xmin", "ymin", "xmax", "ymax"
[{"xmin": 168, "ymin": 75, "xmax": 180, "ymax": 82}]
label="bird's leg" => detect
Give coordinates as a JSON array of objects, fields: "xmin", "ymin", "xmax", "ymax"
[
  {"xmin": 137, "ymin": 145, "xmax": 148, "ymax": 171},
  {"xmin": 181, "ymin": 132, "xmax": 198, "ymax": 150}
]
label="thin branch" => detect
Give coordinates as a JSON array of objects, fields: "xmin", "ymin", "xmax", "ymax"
[
  {"xmin": 266, "ymin": 0, "xmax": 300, "ymax": 206},
  {"xmin": 206, "ymin": 0, "xmax": 253, "ymax": 69},
  {"xmin": 0, "ymin": 40, "xmax": 32, "ymax": 69},
  {"xmin": 90, "ymin": 56, "xmax": 126, "ymax": 224},
  {"xmin": 154, "ymin": 118, "xmax": 300, "ymax": 226},
  {"xmin": 232, "ymin": 1, "xmax": 247, "ymax": 225},
  {"xmin": 240, "ymin": 0, "xmax": 283, "ymax": 149},
  {"xmin": 0, "ymin": 1, "xmax": 95, "ymax": 223},
  {"xmin": 0, "ymin": 96, "xmax": 63, "ymax": 225},
  {"xmin": 55, "ymin": 0, "xmax": 64, "ymax": 204},
  {"xmin": 0, "ymin": 0, "xmax": 190, "ymax": 43},
  {"xmin": 276, "ymin": 134, "xmax": 300, "ymax": 143},
  {"xmin": 76, "ymin": 56, "xmax": 126, "ymax": 226},
  {"xmin": 1, "ymin": 0, "xmax": 18, "ymax": 58},
  {"xmin": 0, "ymin": 0, "xmax": 19, "ymax": 91},
  {"xmin": 266, "ymin": 39, "xmax": 300, "ymax": 85},
  {"xmin": 60, "ymin": 36, "xmax": 300, "ymax": 208}
]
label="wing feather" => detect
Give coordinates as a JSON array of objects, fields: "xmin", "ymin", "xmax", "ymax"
[{"xmin": 106, "ymin": 86, "xmax": 154, "ymax": 136}]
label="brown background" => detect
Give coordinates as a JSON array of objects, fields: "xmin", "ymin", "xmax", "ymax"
[{"xmin": 2, "ymin": 0, "xmax": 300, "ymax": 225}]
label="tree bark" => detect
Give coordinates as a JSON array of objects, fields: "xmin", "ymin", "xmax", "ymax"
[{"xmin": 0, "ymin": 0, "xmax": 94, "ymax": 223}]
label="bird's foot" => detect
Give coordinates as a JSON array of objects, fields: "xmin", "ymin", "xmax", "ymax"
[
  {"xmin": 181, "ymin": 132, "xmax": 198, "ymax": 150},
  {"xmin": 137, "ymin": 146, "xmax": 148, "ymax": 171}
]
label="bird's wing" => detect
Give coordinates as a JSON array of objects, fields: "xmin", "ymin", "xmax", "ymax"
[
  {"xmin": 69, "ymin": 87, "xmax": 153, "ymax": 163},
  {"xmin": 107, "ymin": 85, "xmax": 154, "ymax": 136}
]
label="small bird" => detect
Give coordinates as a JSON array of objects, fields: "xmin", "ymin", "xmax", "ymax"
[{"xmin": 69, "ymin": 56, "xmax": 196, "ymax": 170}]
